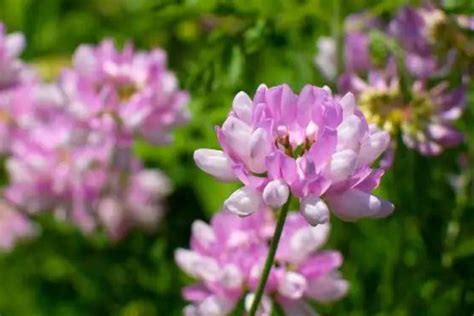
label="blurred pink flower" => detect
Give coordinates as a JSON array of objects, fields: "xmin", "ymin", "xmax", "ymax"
[
  {"xmin": 176, "ymin": 209, "xmax": 348, "ymax": 315},
  {"xmin": 4, "ymin": 82, "xmax": 172, "ymax": 240},
  {"xmin": 0, "ymin": 200, "xmax": 36, "ymax": 251},
  {"xmin": 0, "ymin": 23, "xmax": 34, "ymax": 91},
  {"xmin": 195, "ymin": 84, "xmax": 393, "ymax": 225},
  {"xmin": 60, "ymin": 39, "xmax": 190, "ymax": 144},
  {"xmin": 0, "ymin": 23, "xmax": 36, "ymax": 154},
  {"xmin": 0, "ymin": 36, "xmax": 188, "ymax": 244},
  {"xmin": 339, "ymin": 71, "xmax": 465, "ymax": 156}
]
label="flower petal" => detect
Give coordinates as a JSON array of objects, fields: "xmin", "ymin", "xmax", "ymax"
[
  {"xmin": 224, "ymin": 186, "xmax": 263, "ymax": 217},
  {"xmin": 194, "ymin": 149, "xmax": 237, "ymax": 182},
  {"xmin": 325, "ymin": 189, "xmax": 394, "ymax": 221}
]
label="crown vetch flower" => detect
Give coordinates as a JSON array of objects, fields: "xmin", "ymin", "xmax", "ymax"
[
  {"xmin": 60, "ymin": 39, "xmax": 190, "ymax": 144},
  {"xmin": 4, "ymin": 83, "xmax": 172, "ymax": 240},
  {"xmin": 339, "ymin": 71, "xmax": 465, "ymax": 156},
  {"xmin": 194, "ymin": 84, "xmax": 393, "ymax": 224},
  {"xmin": 176, "ymin": 209, "xmax": 348, "ymax": 315}
]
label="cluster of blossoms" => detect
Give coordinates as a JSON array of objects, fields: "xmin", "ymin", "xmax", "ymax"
[
  {"xmin": 0, "ymin": 23, "xmax": 37, "ymax": 249},
  {"xmin": 189, "ymin": 83, "xmax": 393, "ymax": 313},
  {"xmin": 60, "ymin": 40, "xmax": 190, "ymax": 145},
  {"xmin": 0, "ymin": 24, "xmax": 189, "ymax": 249},
  {"xmin": 176, "ymin": 208, "xmax": 348, "ymax": 315},
  {"xmin": 195, "ymin": 84, "xmax": 393, "ymax": 224},
  {"xmin": 316, "ymin": 3, "xmax": 471, "ymax": 156}
]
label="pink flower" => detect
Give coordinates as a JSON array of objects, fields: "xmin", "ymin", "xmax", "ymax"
[
  {"xmin": 0, "ymin": 23, "xmax": 34, "ymax": 91},
  {"xmin": 4, "ymin": 83, "xmax": 172, "ymax": 240},
  {"xmin": 0, "ymin": 37, "xmax": 186, "ymax": 244},
  {"xmin": 0, "ymin": 23, "xmax": 36, "ymax": 154},
  {"xmin": 194, "ymin": 84, "xmax": 393, "ymax": 224},
  {"xmin": 60, "ymin": 39, "xmax": 190, "ymax": 144},
  {"xmin": 97, "ymin": 169, "xmax": 171, "ymax": 240},
  {"xmin": 176, "ymin": 209, "xmax": 348, "ymax": 315},
  {"xmin": 314, "ymin": 37, "xmax": 337, "ymax": 80},
  {"xmin": 339, "ymin": 71, "xmax": 465, "ymax": 156},
  {"xmin": 0, "ymin": 200, "xmax": 36, "ymax": 251}
]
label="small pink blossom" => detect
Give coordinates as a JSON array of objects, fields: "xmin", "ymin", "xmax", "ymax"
[
  {"xmin": 176, "ymin": 209, "xmax": 348, "ymax": 315},
  {"xmin": 339, "ymin": 71, "xmax": 465, "ymax": 156},
  {"xmin": 4, "ymin": 83, "xmax": 172, "ymax": 240},
  {"xmin": 60, "ymin": 39, "xmax": 190, "ymax": 145},
  {"xmin": 195, "ymin": 84, "xmax": 393, "ymax": 224}
]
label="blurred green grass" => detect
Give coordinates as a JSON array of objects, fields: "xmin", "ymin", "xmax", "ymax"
[{"xmin": 0, "ymin": 0, "xmax": 473, "ymax": 315}]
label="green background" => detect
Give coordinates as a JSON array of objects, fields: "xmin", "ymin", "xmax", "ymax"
[{"xmin": 0, "ymin": 0, "xmax": 473, "ymax": 315}]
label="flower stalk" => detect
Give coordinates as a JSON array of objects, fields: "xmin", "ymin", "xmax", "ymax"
[{"xmin": 248, "ymin": 197, "xmax": 292, "ymax": 316}]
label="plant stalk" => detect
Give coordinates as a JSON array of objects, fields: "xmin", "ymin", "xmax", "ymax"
[{"xmin": 248, "ymin": 197, "xmax": 292, "ymax": 316}]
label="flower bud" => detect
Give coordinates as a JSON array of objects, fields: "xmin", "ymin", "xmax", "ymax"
[
  {"xmin": 224, "ymin": 186, "xmax": 262, "ymax": 217},
  {"xmin": 326, "ymin": 189, "xmax": 394, "ymax": 221},
  {"xmin": 194, "ymin": 149, "xmax": 237, "ymax": 182},
  {"xmin": 300, "ymin": 195, "xmax": 330, "ymax": 226},
  {"xmin": 262, "ymin": 179, "xmax": 289, "ymax": 208},
  {"xmin": 278, "ymin": 271, "xmax": 307, "ymax": 299}
]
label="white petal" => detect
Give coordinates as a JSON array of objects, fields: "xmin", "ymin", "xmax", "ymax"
[
  {"xmin": 219, "ymin": 264, "xmax": 243, "ymax": 289},
  {"xmin": 232, "ymin": 91, "xmax": 253, "ymax": 123},
  {"xmin": 326, "ymin": 189, "xmax": 394, "ymax": 221},
  {"xmin": 73, "ymin": 45, "xmax": 97, "ymax": 74},
  {"xmin": 192, "ymin": 220, "xmax": 216, "ymax": 249},
  {"xmin": 339, "ymin": 92, "xmax": 356, "ymax": 118},
  {"xmin": 5, "ymin": 33, "xmax": 25, "ymax": 57},
  {"xmin": 324, "ymin": 149, "xmax": 357, "ymax": 182},
  {"xmin": 175, "ymin": 249, "xmax": 200, "ymax": 277},
  {"xmin": 224, "ymin": 186, "xmax": 262, "ymax": 217},
  {"xmin": 289, "ymin": 222, "xmax": 330, "ymax": 263},
  {"xmin": 175, "ymin": 249, "xmax": 219, "ymax": 282},
  {"xmin": 306, "ymin": 272, "xmax": 349, "ymax": 303},
  {"xmin": 322, "ymin": 85, "xmax": 332, "ymax": 94},
  {"xmin": 337, "ymin": 115, "xmax": 364, "ymax": 150},
  {"xmin": 278, "ymin": 271, "xmax": 307, "ymax": 299},
  {"xmin": 262, "ymin": 179, "xmax": 289, "ymax": 208},
  {"xmin": 300, "ymin": 195, "xmax": 330, "ymax": 226},
  {"xmin": 198, "ymin": 296, "xmax": 234, "ymax": 316},
  {"xmin": 357, "ymin": 130, "xmax": 390, "ymax": 167},
  {"xmin": 221, "ymin": 116, "xmax": 252, "ymax": 162},
  {"xmin": 249, "ymin": 128, "xmax": 271, "ymax": 173},
  {"xmin": 194, "ymin": 149, "xmax": 237, "ymax": 182},
  {"xmin": 315, "ymin": 37, "xmax": 337, "ymax": 80}
]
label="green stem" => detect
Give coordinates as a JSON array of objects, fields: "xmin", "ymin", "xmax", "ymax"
[{"xmin": 248, "ymin": 198, "xmax": 291, "ymax": 316}]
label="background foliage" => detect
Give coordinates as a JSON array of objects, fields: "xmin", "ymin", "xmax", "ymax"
[{"xmin": 0, "ymin": 0, "xmax": 473, "ymax": 315}]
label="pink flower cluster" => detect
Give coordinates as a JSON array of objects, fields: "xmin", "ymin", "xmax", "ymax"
[
  {"xmin": 0, "ymin": 26, "xmax": 189, "ymax": 248},
  {"xmin": 315, "ymin": 4, "xmax": 470, "ymax": 157},
  {"xmin": 60, "ymin": 40, "xmax": 190, "ymax": 145},
  {"xmin": 339, "ymin": 71, "xmax": 465, "ymax": 156},
  {"xmin": 176, "ymin": 208, "xmax": 348, "ymax": 315},
  {"xmin": 195, "ymin": 84, "xmax": 393, "ymax": 225}
]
